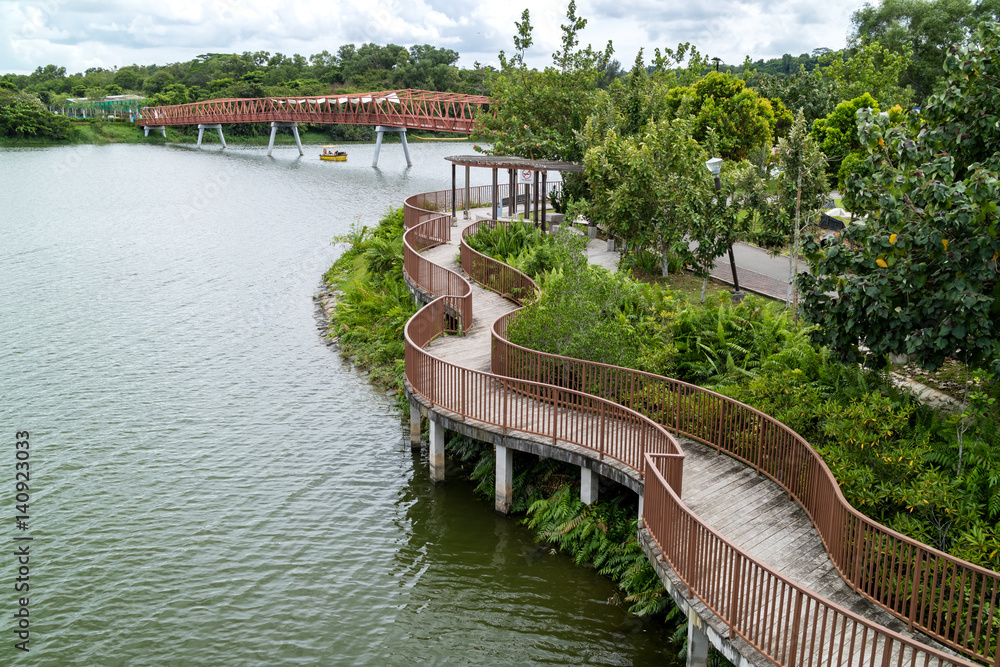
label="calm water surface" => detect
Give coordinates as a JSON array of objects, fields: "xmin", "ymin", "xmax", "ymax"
[{"xmin": 0, "ymin": 142, "xmax": 676, "ymax": 665}]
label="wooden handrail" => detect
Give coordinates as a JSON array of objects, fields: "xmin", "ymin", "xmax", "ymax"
[
  {"xmin": 645, "ymin": 453, "xmax": 977, "ymax": 667},
  {"xmin": 491, "ymin": 308, "xmax": 1000, "ymax": 664},
  {"xmin": 403, "ymin": 191, "xmax": 995, "ymax": 666}
]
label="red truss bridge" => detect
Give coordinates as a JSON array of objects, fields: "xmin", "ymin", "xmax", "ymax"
[{"xmin": 136, "ymin": 89, "xmax": 491, "ymax": 165}]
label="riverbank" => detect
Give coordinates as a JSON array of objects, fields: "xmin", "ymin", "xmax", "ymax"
[{"xmin": 0, "ymin": 120, "xmax": 455, "ymax": 148}]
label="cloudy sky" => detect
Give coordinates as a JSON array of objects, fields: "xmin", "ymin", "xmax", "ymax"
[{"xmin": 0, "ymin": 0, "xmax": 861, "ymax": 76}]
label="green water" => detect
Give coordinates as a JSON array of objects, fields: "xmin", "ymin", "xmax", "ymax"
[{"xmin": 0, "ymin": 142, "xmax": 677, "ymax": 665}]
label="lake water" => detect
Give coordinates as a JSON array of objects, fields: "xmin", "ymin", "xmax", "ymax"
[{"xmin": 0, "ymin": 141, "xmax": 675, "ymax": 665}]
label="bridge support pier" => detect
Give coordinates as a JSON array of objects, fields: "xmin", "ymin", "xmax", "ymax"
[
  {"xmin": 267, "ymin": 122, "xmax": 304, "ymax": 157},
  {"xmin": 196, "ymin": 124, "xmax": 227, "ymax": 148},
  {"xmin": 495, "ymin": 444, "xmax": 513, "ymax": 514},
  {"xmin": 580, "ymin": 467, "xmax": 599, "ymax": 505},
  {"xmin": 429, "ymin": 419, "xmax": 445, "ymax": 483},
  {"xmin": 143, "ymin": 125, "xmax": 166, "ymax": 138},
  {"xmin": 409, "ymin": 403, "xmax": 422, "ymax": 451},
  {"xmin": 372, "ymin": 126, "xmax": 412, "ymax": 168},
  {"xmin": 687, "ymin": 616, "xmax": 710, "ymax": 667}
]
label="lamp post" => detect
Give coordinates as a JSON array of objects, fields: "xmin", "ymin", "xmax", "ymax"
[{"xmin": 706, "ymin": 157, "xmax": 745, "ymax": 302}]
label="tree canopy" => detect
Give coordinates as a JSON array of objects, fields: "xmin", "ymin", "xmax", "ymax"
[
  {"xmin": 798, "ymin": 21, "xmax": 1000, "ymax": 373},
  {"xmin": 850, "ymin": 0, "xmax": 1000, "ymax": 102}
]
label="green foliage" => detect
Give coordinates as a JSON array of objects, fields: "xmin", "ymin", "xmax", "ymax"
[
  {"xmin": 506, "ymin": 266, "xmax": 645, "ymax": 368},
  {"xmin": 821, "ymin": 42, "xmax": 914, "ymax": 109},
  {"xmin": 850, "ymin": 0, "xmax": 1000, "ymax": 103},
  {"xmin": 474, "ymin": 1, "xmax": 613, "ymax": 172},
  {"xmin": 584, "ymin": 117, "xmax": 720, "ymax": 277},
  {"xmin": 799, "ymin": 21, "xmax": 1000, "ymax": 375},
  {"xmin": 0, "ymin": 89, "xmax": 74, "ymax": 140},
  {"xmin": 672, "ymin": 294, "xmax": 811, "ymax": 384},
  {"xmin": 810, "ymin": 92, "xmax": 881, "ymax": 177},
  {"xmin": 324, "ymin": 208, "xmax": 415, "ymax": 407},
  {"xmin": 665, "ymin": 72, "xmax": 779, "ymax": 161},
  {"xmin": 527, "ymin": 486, "xmax": 679, "ymax": 619}
]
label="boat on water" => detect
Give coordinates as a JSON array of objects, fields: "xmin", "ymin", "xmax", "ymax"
[{"xmin": 320, "ymin": 146, "xmax": 347, "ymax": 162}]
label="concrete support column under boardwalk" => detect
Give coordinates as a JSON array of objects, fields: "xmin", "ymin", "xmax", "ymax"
[
  {"xmin": 409, "ymin": 403, "xmax": 421, "ymax": 451},
  {"xmin": 495, "ymin": 444, "xmax": 513, "ymax": 513},
  {"xmin": 580, "ymin": 467, "xmax": 599, "ymax": 505},
  {"xmin": 267, "ymin": 122, "xmax": 304, "ymax": 156},
  {"xmin": 143, "ymin": 125, "xmax": 166, "ymax": 138},
  {"xmin": 196, "ymin": 124, "xmax": 227, "ymax": 148},
  {"xmin": 429, "ymin": 419, "xmax": 445, "ymax": 483},
  {"xmin": 687, "ymin": 616, "xmax": 710, "ymax": 667},
  {"xmin": 372, "ymin": 126, "xmax": 412, "ymax": 168}
]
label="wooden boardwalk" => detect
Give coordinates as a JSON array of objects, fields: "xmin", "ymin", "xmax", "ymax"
[{"xmin": 412, "ymin": 210, "xmax": 964, "ymax": 665}]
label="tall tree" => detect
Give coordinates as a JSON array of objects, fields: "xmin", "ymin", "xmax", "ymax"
[
  {"xmin": 584, "ymin": 117, "xmax": 718, "ymax": 277},
  {"xmin": 851, "ymin": 0, "xmax": 1000, "ymax": 102},
  {"xmin": 798, "ymin": 21, "xmax": 1000, "ymax": 373},
  {"xmin": 774, "ymin": 111, "xmax": 830, "ymax": 309},
  {"xmin": 473, "ymin": 2, "xmax": 612, "ymax": 163}
]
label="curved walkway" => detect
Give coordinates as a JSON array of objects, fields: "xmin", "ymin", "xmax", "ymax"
[{"xmin": 401, "ymin": 185, "xmax": 996, "ymax": 667}]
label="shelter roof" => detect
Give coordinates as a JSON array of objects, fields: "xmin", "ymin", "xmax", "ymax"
[{"xmin": 445, "ymin": 155, "xmax": 584, "ymax": 173}]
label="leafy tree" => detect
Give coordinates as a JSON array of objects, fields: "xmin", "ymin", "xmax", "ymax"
[
  {"xmin": 584, "ymin": 117, "xmax": 719, "ymax": 277},
  {"xmin": 773, "ymin": 111, "xmax": 830, "ymax": 308},
  {"xmin": 664, "ymin": 72, "xmax": 781, "ymax": 160},
  {"xmin": 851, "ymin": 0, "xmax": 1000, "ymax": 102},
  {"xmin": 821, "ymin": 42, "xmax": 914, "ymax": 108},
  {"xmin": 0, "ymin": 88, "xmax": 74, "ymax": 139},
  {"xmin": 747, "ymin": 65, "xmax": 838, "ymax": 126},
  {"xmin": 474, "ymin": 1, "xmax": 612, "ymax": 163},
  {"xmin": 798, "ymin": 21, "xmax": 1000, "ymax": 374},
  {"xmin": 810, "ymin": 92, "xmax": 881, "ymax": 181}
]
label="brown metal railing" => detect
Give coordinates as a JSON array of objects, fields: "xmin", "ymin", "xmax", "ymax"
[
  {"xmin": 460, "ymin": 218, "xmax": 539, "ymax": 306},
  {"xmin": 404, "ymin": 302, "xmax": 685, "ymax": 489},
  {"xmin": 491, "ymin": 311, "xmax": 1000, "ymax": 666},
  {"xmin": 403, "ymin": 192, "xmax": 995, "ymax": 666},
  {"xmin": 645, "ymin": 453, "xmax": 978, "ymax": 667},
  {"xmin": 402, "ymin": 215, "xmax": 472, "ymax": 333}
]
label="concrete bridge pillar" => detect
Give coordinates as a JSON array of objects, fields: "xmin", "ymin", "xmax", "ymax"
[
  {"xmin": 495, "ymin": 444, "xmax": 513, "ymax": 514},
  {"xmin": 429, "ymin": 419, "xmax": 445, "ymax": 483},
  {"xmin": 196, "ymin": 124, "xmax": 227, "ymax": 148},
  {"xmin": 687, "ymin": 616, "xmax": 710, "ymax": 667},
  {"xmin": 580, "ymin": 467, "xmax": 599, "ymax": 505},
  {"xmin": 409, "ymin": 403, "xmax": 422, "ymax": 451},
  {"xmin": 267, "ymin": 122, "xmax": 304, "ymax": 157},
  {"xmin": 143, "ymin": 125, "xmax": 167, "ymax": 138},
  {"xmin": 372, "ymin": 126, "xmax": 412, "ymax": 168}
]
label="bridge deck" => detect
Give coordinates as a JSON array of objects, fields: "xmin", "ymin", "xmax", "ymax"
[{"xmin": 417, "ymin": 209, "xmax": 958, "ymax": 663}]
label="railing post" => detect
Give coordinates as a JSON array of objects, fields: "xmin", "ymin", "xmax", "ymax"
[
  {"xmin": 686, "ymin": 519, "xmax": 698, "ymax": 599},
  {"xmin": 728, "ymin": 553, "xmax": 743, "ymax": 639},
  {"xmin": 907, "ymin": 545, "xmax": 923, "ymax": 632},
  {"xmin": 461, "ymin": 367, "xmax": 467, "ymax": 419},
  {"xmin": 502, "ymin": 379, "xmax": 508, "ymax": 434},
  {"xmin": 599, "ymin": 400, "xmax": 606, "ymax": 460},
  {"xmin": 788, "ymin": 589, "xmax": 803, "ymax": 667},
  {"xmin": 852, "ymin": 516, "xmax": 865, "ymax": 593},
  {"xmin": 551, "ymin": 385, "xmax": 558, "ymax": 445}
]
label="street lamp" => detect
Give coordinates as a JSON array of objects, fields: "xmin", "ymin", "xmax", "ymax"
[{"xmin": 705, "ymin": 157, "xmax": 745, "ymax": 302}]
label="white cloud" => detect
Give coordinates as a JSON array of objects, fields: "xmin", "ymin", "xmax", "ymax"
[{"xmin": 0, "ymin": 0, "xmax": 858, "ymax": 75}]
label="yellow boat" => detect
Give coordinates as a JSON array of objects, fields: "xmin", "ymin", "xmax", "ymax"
[{"xmin": 320, "ymin": 145, "xmax": 347, "ymax": 162}]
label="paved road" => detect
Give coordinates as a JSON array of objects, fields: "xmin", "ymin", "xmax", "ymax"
[{"xmin": 709, "ymin": 243, "xmax": 808, "ymax": 302}]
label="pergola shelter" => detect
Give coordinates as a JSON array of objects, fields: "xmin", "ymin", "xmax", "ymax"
[{"xmin": 445, "ymin": 155, "xmax": 584, "ymax": 231}]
